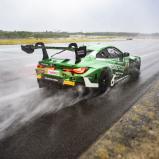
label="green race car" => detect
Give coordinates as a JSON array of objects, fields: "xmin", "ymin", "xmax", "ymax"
[{"xmin": 21, "ymin": 42, "xmax": 141, "ymax": 94}]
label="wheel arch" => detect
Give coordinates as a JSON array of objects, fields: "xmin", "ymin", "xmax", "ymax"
[
  {"xmin": 83, "ymin": 66, "xmax": 113, "ymax": 83},
  {"xmin": 129, "ymin": 56, "xmax": 141, "ymax": 69}
]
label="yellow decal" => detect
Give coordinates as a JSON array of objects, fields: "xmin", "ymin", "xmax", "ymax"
[
  {"xmin": 37, "ymin": 74, "xmax": 42, "ymax": 79},
  {"xmin": 63, "ymin": 80, "xmax": 75, "ymax": 86}
]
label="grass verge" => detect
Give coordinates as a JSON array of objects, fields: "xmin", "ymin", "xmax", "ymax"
[
  {"xmin": 0, "ymin": 37, "xmax": 122, "ymax": 45},
  {"xmin": 79, "ymin": 78, "xmax": 159, "ymax": 159}
]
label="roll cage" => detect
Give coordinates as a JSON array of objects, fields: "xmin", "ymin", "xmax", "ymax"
[{"xmin": 96, "ymin": 47, "xmax": 123, "ymax": 59}]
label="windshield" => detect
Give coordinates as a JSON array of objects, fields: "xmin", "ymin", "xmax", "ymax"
[{"xmin": 49, "ymin": 50, "xmax": 76, "ymax": 63}]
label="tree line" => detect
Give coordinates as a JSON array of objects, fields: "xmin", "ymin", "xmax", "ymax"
[
  {"xmin": 0, "ymin": 30, "xmax": 159, "ymax": 39},
  {"xmin": 0, "ymin": 31, "xmax": 70, "ymax": 39}
]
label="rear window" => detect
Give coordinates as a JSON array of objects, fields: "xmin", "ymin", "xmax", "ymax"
[{"xmin": 50, "ymin": 50, "xmax": 76, "ymax": 63}]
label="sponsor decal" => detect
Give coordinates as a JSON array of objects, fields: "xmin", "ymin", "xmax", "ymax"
[
  {"xmin": 44, "ymin": 77, "xmax": 58, "ymax": 82},
  {"xmin": 46, "ymin": 69, "xmax": 59, "ymax": 75}
]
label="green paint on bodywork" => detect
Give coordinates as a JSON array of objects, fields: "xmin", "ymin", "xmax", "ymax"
[{"xmin": 37, "ymin": 44, "xmax": 141, "ymax": 86}]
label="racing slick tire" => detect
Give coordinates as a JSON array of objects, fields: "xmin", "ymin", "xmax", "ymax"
[
  {"xmin": 98, "ymin": 69, "xmax": 111, "ymax": 94},
  {"xmin": 129, "ymin": 61, "xmax": 141, "ymax": 80}
]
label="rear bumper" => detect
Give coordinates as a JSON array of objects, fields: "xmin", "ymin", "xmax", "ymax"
[
  {"xmin": 37, "ymin": 76, "xmax": 99, "ymax": 88},
  {"xmin": 36, "ymin": 67, "xmax": 99, "ymax": 88},
  {"xmin": 83, "ymin": 77, "xmax": 99, "ymax": 88}
]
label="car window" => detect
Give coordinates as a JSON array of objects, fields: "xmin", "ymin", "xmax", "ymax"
[
  {"xmin": 50, "ymin": 50, "xmax": 76, "ymax": 64},
  {"xmin": 96, "ymin": 49, "xmax": 110, "ymax": 58},
  {"xmin": 107, "ymin": 48, "xmax": 122, "ymax": 58}
]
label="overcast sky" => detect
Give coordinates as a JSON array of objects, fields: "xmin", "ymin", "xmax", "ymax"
[{"xmin": 0, "ymin": 0, "xmax": 159, "ymax": 33}]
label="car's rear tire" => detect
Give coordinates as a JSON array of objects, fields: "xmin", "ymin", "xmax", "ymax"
[{"xmin": 98, "ymin": 69, "xmax": 111, "ymax": 94}]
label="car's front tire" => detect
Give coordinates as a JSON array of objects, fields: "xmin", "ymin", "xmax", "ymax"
[{"xmin": 128, "ymin": 61, "xmax": 141, "ymax": 80}]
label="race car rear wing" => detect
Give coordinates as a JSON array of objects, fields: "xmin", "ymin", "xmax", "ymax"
[{"xmin": 21, "ymin": 42, "xmax": 87, "ymax": 63}]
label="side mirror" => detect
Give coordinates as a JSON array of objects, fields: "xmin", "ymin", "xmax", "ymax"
[{"xmin": 123, "ymin": 52, "xmax": 130, "ymax": 57}]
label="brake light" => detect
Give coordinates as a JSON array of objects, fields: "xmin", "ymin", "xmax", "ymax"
[
  {"xmin": 73, "ymin": 67, "xmax": 88, "ymax": 74},
  {"xmin": 63, "ymin": 67, "xmax": 88, "ymax": 74},
  {"xmin": 37, "ymin": 64, "xmax": 45, "ymax": 68}
]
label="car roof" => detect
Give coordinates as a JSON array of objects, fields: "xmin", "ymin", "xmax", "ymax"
[{"xmin": 87, "ymin": 44, "xmax": 115, "ymax": 51}]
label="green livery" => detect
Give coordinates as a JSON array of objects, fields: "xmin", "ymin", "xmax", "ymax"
[{"xmin": 21, "ymin": 42, "xmax": 141, "ymax": 94}]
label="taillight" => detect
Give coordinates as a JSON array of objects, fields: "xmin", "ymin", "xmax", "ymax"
[
  {"xmin": 73, "ymin": 67, "xmax": 88, "ymax": 74},
  {"xmin": 63, "ymin": 67, "xmax": 88, "ymax": 74},
  {"xmin": 37, "ymin": 64, "xmax": 45, "ymax": 68}
]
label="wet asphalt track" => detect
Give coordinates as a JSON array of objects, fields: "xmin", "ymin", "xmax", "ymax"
[{"xmin": 0, "ymin": 40, "xmax": 159, "ymax": 159}]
